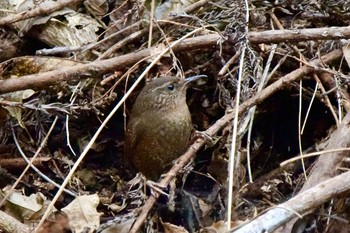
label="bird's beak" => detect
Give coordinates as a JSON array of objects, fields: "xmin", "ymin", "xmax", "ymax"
[{"xmin": 184, "ymin": 75, "xmax": 207, "ymax": 86}]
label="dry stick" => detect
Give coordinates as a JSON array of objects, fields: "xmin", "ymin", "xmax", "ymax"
[
  {"xmin": 182, "ymin": 0, "xmax": 208, "ymax": 13},
  {"xmin": 298, "ymin": 79, "xmax": 308, "ymax": 180},
  {"xmin": 227, "ymin": 0, "xmax": 249, "ymax": 229},
  {"xmin": 313, "ymin": 74, "xmax": 339, "ymax": 125},
  {"xmin": 227, "ymin": 39, "xmax": 245, "ymax": 232},
  {"xmin": 0, "ymin": 34, "xmax": 221, "ymax": 94},
  {"xmin": 301, "ymin": 81, "xmax": 319, "ymax": 133},
  {"xmin": 231, "ymin": 170, "xmax": 350, "ymax": 233},
  {"xmin": 0, "ymin": 0, "xmax": 82, "ymax": 26},
  {"xmin": 248, "ymin": 26, "xmax": 350, "ymax": 44},
  {"xmin": 82, "ymin": 21, "xmax": 144, "ymax": 54},
  {"xmin": 148, "ymin": 0, "xmax": 155, "ymax": 48},
  {"xmin": 0, "ymin": 209, "xmax": 29, "ymax": 233},
  {"xmin": 98, "ymin": 28, "xmax": 147, "ymax": 60},
  {"xmin": 0, "ymin": 157, "xmax": 50, "ymax": 169},
  {"xmin": 217, "ymin": 52, "xmax": 240, "ymax": 76},
  {"xmin": 128, "ymin": 49, "xmax": 343, "ymax": 233},
  {"xmin": 281, "ymin": 147, "xmax": 350, "ymax": 166}
]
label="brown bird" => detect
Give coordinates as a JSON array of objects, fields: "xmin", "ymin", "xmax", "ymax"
[{"xmin": 124, "ymin": 75, "xmax": 205, "ymax": 180}]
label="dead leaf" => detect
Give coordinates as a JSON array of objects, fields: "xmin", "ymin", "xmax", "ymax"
[
  {"xmin": 1, "ymin": 89, "xmax": 35, "ymax": 128},
  {"xmin": 16, "ymin": 0, "xmax": 75, "ymax": 35},
  {"xmin": 2, "ymin": 190, "xmax": 54, "ymax": 222},
  {"xmin": 162, "ymin": 222, "xmax": 189, "ymax": 233},
  {"xmin": 200, "ymin": 221, "xmax": 235, "ymax": 233},
  {"xmin": 198, "ymin": 199, "xmax": 212, "ymax": 217},
  {"xmin": 61, "ymin": 194, "xmax": 102, "ymax": 233}
]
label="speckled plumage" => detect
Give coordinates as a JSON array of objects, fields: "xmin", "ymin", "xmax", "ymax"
[{"xmin": 124, "ymin": 76, "xmax": 194, "ymax": 180}]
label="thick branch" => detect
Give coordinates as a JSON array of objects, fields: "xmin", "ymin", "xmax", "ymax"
[
  {"xmin": 0, "ymin": 209, "xmax": 30, "ymax": 233},
  {"xmin": 234, "ymin": 110, "xmax": 350, "ymax": 232},
  {"xmin": 0, "ymin": 34, "xmax": 220, "ymax": 94},
  {"xmin": 0, "ymin": 0, "xmax": 82, "ymax": 26},
  {"xmin": 1, "ymin": 25, "xmax": 350, "ymax": 94},
  {"xmin": 248, "ymin": 26, "xmax": 350, "ymax": 43},
  {"xmin": 231, "ymin": 169, "xmax": 350, "ymax": 233}
]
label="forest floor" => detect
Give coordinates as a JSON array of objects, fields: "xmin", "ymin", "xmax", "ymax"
[{"xmin": 1, "ymin": 0, "xmax": 350, "ymax": 232}]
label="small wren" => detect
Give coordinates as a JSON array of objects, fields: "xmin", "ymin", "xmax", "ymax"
[{"xmin": 124, "ymin": 75, "xmax": 204, "ymax": 180}]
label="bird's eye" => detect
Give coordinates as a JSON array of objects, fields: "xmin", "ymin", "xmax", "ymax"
[{"xmin": 167, "ymin": 84, "xmax": 175, "ymax": 91}]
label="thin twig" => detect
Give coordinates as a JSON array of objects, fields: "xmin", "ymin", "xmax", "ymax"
[
  {"xmin": 280, "ymin": 148, "xmax": 350, "ymax": 166},
  {"xmin": 301, "ymin": 81, "xmax": 319, "ymax": 134},
  {"xmin": 298, "ymin": 79, "xmax": 308, "ymax": 180},
  {"xmin": 148, "ymin": 0, "xmax": 155, "ymax": 48},
  {"xmin": 227, "ymin": 0, "xmax": 249, "ymax": 230}
]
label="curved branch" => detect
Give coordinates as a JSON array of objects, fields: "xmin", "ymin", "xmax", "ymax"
[
  {"xmin": 0, "ymin": 0, "xmax": 82, "ymax": 26},
  {"xmin": 0, "ymin": 34, "xmax": 221, "ymax": 94}
]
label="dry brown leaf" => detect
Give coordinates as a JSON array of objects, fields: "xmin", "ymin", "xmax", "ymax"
[
  {"xmin": 2, "ymin": 190, "xmax": 54, "ymax": 222},
  {"xmin": 198, "ymin": 199, "xmax": 212, "ymax": 217},
  {"xmin": 61, "ymin": 194, "xmax": 102, "ymax": 233},
  {"xmin": 36, "ymin": 12, "xmax": 102, "ymax": 47},
  {"xmin": 16, "ymin": 0, "xmax": 75, "ymax": 34},
  {"xmin": 1, "ymin": 89, "xmax": 35, "ymax": 128},
  {"xmin": 162, "ymin": 222, "xmax": 189, "ymax": 233},
  {"xmin": 200, "ymin": 221, "xmax": 227, "ymax": 233},
  {"xmin": 13, "ymin": 0, "xmax": 102, "ymax": 46}
]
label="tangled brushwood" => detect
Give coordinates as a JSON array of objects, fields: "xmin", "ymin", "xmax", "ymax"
[{"xmin": 1, "ymin": 0, "xmax": 350, "ymax": 232}]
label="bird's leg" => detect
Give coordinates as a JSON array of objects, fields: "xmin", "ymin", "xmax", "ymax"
[
  {"xmin": 127, "ymin": 173, "xmax": 144, "ymax": 190},
  {"xmin": 146, "ymin": 179, "xmax": 169, "ymax": 197},
  {"xmin": 190, "ymin": 130, "xmax": 217, "ymax": 147}
]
